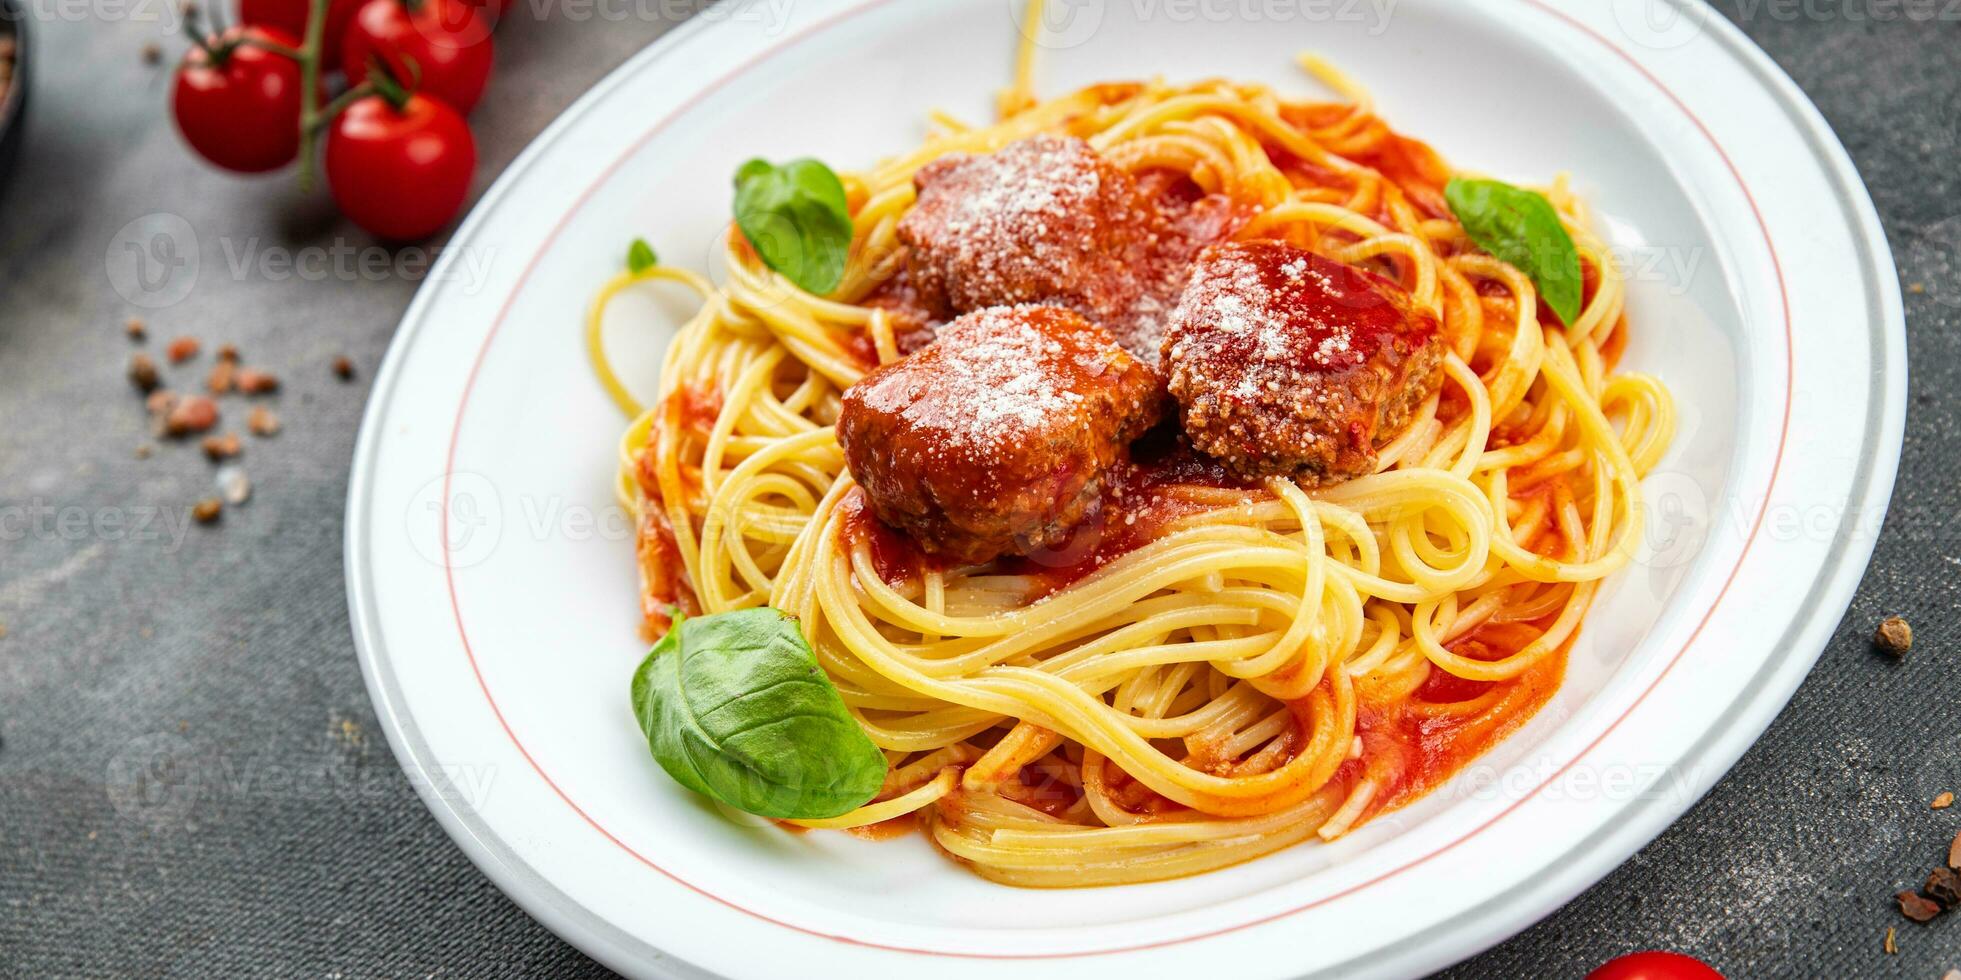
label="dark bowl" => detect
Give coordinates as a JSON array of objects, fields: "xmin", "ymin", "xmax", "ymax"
[{"xmin": 0, "ymin": 0, "xmax": 26, "ymax": 185}]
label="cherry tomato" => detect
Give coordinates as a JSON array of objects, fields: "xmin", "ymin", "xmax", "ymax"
[
  {"xmin": 171, "ymin": 27, "xmax": 306, "ymax": 173},
  {"xmin": 239, "ymin": 0, "xmax": 366, "ymax": 67},
  {"xmin": 340, "ymin": 0, "xmax": 493, "ymax": 114},
  {"xmin": 1587, "ymin": 951, "xmax": 1724, "ymax": 980},
  {"xmin": 325, "ymin": 92, "xmax": 476, "ymax": 240}
]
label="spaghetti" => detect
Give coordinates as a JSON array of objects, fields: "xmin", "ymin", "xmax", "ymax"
[{"xmin": 591, "ymin": 43, "xmax": 1674, "ymax": 887}]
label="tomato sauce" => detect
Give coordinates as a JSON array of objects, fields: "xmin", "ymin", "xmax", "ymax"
[
  {"xmin": 837, "ymin": 489, "xmax": 955, "ymax": 587},
  {"xmin": 1351, "ymin": 616, "xmax": 1571, "ymax": 820},
  {"xmin": 995, "ymin": 435, "xmax": 1260, "ymax": 595},
  {"xmin": 1343, "ymin": 131, "xmax": 1452, "ymax": 220},
  {"xmin": 632, "ymin": 383, "xmax": 725, "ymax": 639},
  {"xmin": 997, "ymin": 762, "xmax": 1084, "ymax": 818},
  {"xmin": 840, "ymin": 814, "xmax": 920, "ymax": 842}
]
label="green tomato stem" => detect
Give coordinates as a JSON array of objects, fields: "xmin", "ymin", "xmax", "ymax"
[
  {"xmin": 235, "ymin": 36, "xmax": 307, "ymax": 60},
  {"xmin": 295, "ymin": 0, "xmax": 329, "ymax": 192},
  {"xmin": 311, "ymin": 82, "xmax": 374, "ymax": 133},
  {"xmin": 180, "ymin": 10, "xmax": 227, "ymax": 63}
]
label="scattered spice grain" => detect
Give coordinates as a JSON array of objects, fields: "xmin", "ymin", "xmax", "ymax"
[
  {"xmin": 236, "ymin": 368, "xmax": 279, "ymax": 394},
  {"xmin": 200, "ymin": 432, "xmax": 241, "ymax": 461},
  {"xmin": 1928, "ymin": 867, "xmax": 1961, "ymax": 908},
  {"xmin": 1899, "ymin": 891, "xmax": 1943, "ymax": 923},
  {"xmin": 246, "ymin": 405, "xmax": 280, "ymax": 437},
  {"xmin": 164, "ymin": 394, "xmax": 218, "ymax": 437},
  {"xmin": 1875, "ymin": 616, "xmax": 1913, "ymax": 657},
  {"xmin": 128, "ymin": 353, "xmax": 159, "ymax": 393}
]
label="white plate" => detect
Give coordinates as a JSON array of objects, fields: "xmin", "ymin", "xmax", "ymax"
[{"xmin": 345, "ymin": 1, "xmax": 1905, "ymax": 976}]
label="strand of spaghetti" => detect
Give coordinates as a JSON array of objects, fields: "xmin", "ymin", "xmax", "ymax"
[
  {"xmin": 1088, "ymin": 93, "xmax": 1354, "ymax": 175},
  {"xmin": 1435, "ymin": 352, "xmax": 1494, "ymax": 479},
  {"xmin": 699, "ymin": 345, "xmax": 786, "ymax": 498},
  {"xmin": 998, "ymin": 0, "xmax": 1044, "ymax": 117},
  {"xmin": 931, "ymin": 793, "xmax": 1341, "ymax": 886},
  {"xmin": 787, "ymin": 767, "xmax": 960, "ymax": 830},
  {"xmin": 1453, "ymin": 254, "xmax": 1546, "ymax": 422},
  {"xmin": 587, "ymin": 265, "xmax": 716, "ymax": 417},
  {"xmin": 696, "ymin": 427, "xmax": 840, "ymax": 609},
  {"xmin": 1483, "ymin": 332, "xmax": 1646, "ymax": 583},
  {"xmin": 817, "ymin": 550, "xmax": 1357, "ymax": 815}
]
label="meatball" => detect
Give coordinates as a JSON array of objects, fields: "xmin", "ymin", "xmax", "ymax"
[
  {"xmin": 837, "ymin": 305, "xmax": 1163, "ymax": 565},
  {"xmin": 897, "ymin": 136, "xmax": 1172, "ymax": 360},
  {"xmin": 1162, "ymin": 240, "xmax": 1443, "ymax": 482}
]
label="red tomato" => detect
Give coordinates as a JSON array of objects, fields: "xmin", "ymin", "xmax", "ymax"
[
  {"xmin": 238, "ymin": 0, "xmax": 365, "ymax": 67},
  {"xmin": 1587, "ymin": 951, "xmax": 1724, "ymax": 980},
  {"xmin": 340, "ymin": 0, "xmax": 494, "ymax": 114},
  {"xmin": 171, "ymin": 27, "xmax": 306, "ymax": 173},
  {"xmin": 324, "ymin": 93, "xmax": 476, "ymax": 240}
]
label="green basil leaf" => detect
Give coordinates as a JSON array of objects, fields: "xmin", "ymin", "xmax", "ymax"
[
  {"xmin": 626, "ymin": 237, "xmax": 658, "ymax": 274},
  {"xmin": 731, "ymin": 157, "xmax": 852, "ymax": 296},
  {"xmin": 1444, "ymin": 177, "xmax": 1583, "ymax": 327},
  {"xmin": 630, "ymin": 607, "xmax": 885, "ymax": 820}
]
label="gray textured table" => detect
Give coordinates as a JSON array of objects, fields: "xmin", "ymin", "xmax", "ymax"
[{"xmin": 0, "ymin": 2, "xmax": 1953, "ymax": 977}]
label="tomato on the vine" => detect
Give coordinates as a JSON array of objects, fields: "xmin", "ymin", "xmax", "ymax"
[
  {"xmin": 340, "ymin": 0, "xmax": 494, "ymax": 114},
  {"xmin": 1586, "ymin": 951, "xmax": 1724, "ymax": 980},
  {"xmin": 325, "ymin": 91, "xmax": 476, "ymax": 240},
  {"xmin": 171, "ymin": 26, "xmax": 307, "ymax": 173},
  {"xmin": 239, "ymin": 0, "xmax": 365, "ymax": 67}
]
